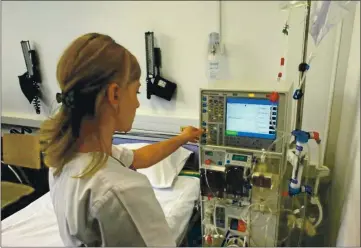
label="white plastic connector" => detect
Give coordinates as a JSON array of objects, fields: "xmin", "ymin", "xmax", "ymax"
[
  {"xmin": 296, "ymin": 218, "xmax": 304, "ymax": 229},
  {"xmin": 293, "ymin": 209, "xmax": 300, "ymax": 214},
  {"xmin": 259, "ymin": 204, "xmax": 265, "ymax": 212},
  {"xmin": 260, "ymin": 149, "xmax": 266, "ymax": 163},
  {"xmin": 316, "ymin": 165, "xmax": 331, "ymax": 178},
  {"xmin": 287, "ymin": 149, "xmax": 298, "ymax": 167}
]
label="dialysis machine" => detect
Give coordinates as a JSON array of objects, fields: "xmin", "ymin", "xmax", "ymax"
[{"xmin": 199, "ymin": 86, "xmax": 292, "ymax": 247}]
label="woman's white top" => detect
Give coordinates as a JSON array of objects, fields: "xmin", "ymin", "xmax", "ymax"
[{"xmin": 48, "ymin": 145, "xmax": 176, "ymax": 247}]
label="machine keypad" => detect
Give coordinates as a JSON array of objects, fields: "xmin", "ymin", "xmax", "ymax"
[
  {"xmin": 202, "ymin": 92, "xmax": 280, "ymax": 152},
  {"xmin": 208, "ymin": 96, "xmax": 224, "ymax": 122}
]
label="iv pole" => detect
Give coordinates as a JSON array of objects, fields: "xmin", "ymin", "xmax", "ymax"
[
  {"xmin": 287, "ymin": 1, "xmax": 329, "ymax": 245},
  {"xmin": 295, "ymin": 0, "xmax": 312, "ymax": 130}
]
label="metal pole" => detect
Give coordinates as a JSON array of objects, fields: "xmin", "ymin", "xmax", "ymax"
[{"xmin": 295, "ymin": 0, "xmax": 312, "ymax": 130}]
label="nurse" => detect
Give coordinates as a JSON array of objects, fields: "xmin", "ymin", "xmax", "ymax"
[{"xmin": 40, "ymin": 33, "xmax": 202, "ymax": 247}]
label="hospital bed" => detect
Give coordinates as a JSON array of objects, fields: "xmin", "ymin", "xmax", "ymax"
[{"xmin": 1, "ymin": 130, "xmax": 201, "ymax": 247}]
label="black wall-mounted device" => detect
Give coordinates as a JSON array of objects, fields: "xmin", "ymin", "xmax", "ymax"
[
  {"xmin": 145, "ymin": 32, "xmax": 177, "ymax": 101},
  {"xmin": 18, "ymin": 41, "xmax": 42, "ymax": 114}
]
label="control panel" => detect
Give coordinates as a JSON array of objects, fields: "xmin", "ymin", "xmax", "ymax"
[
  {"xmin": 225, "ymin": 153, "xmax": 252, "ymax": 167},
  {"xmin": 199, "ymin": 88, "xmax": 291, "ymax": 247},
  {"xmin": 199, "ymin": 146, "xmax": 282, "ymax": 200},
  {"xmin": 202, "ymin": 148, "xmax": 253, "ymax": 169},
  {"xmin": 201, "ymin": 147, "xmax": 252, "ymax": 203},
  {"xmin": 200, "ymin": 89, "xmax": 289, "ymax": 152}
]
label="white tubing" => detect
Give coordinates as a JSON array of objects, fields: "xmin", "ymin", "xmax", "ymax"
[
  {"xmin": 314, "ymin": 177, "xmax": 320, "ymax": 196},
  {"xmin": 212, "ymin": 203, "xmax": 220, "ymax": 235},
  {"xmin": 7, "ymin": 165, "xmax": 23, "ymax": 184},
  {"xmin": 317, "ymin": 143, "xmax": 323, "ymax": 170},
  {"xmin": 295, "ymin": 164, "xmax": 304, "ymax": 188},
  {"xmin": 291, "ymin": 158, "xmax": 298, "ymax": 180},
  {"xmin": 290, "ymin": 141, "xmax": 304, "ymax": 188},
  {"xmin": 298, "ymin": 52, "xmax": 317, "ymax": 88},
  {"xmin": 314, "ymin": 197, "xmax": 323, "ymax": 228}
]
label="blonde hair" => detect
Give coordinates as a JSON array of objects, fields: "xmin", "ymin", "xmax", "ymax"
[{"xmin": 40, "ymin": 33, "xmax": 141, "ymax": 178}]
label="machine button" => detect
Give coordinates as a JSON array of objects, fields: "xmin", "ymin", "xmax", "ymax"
[
  {"xmin": 202, "ymin": 103, "xmax": 207, "ymax": 107},
  {"xmin": 230, "ymin": 219, "xmax": 238, "ymax": 230},
  {"xmin": 226, "ymin": 160, "xmax": 230, "ymax": 164},
  {"xmin": 218, "ymin": 161, "xmax": 223, "ymax": 166},
  {"xmin": 268, "ymin": 92, "xmax": 279, "ymax": 102},
  {"xmin": 238, "ymin": 220, "xmax": 247, "ymax": 232},
  {"xmin": 202, "ymin": 121, "xmax": 207, "ymax": 126},
  {"xmin": 202, "ymin": 109, "xmax": 207, "ymax": 113},
  {"xmin": 202, "ymin": 97, "xmax": 207, "ymax": 101},
  {"xmin": 205, "ymin": 159, "xmax": 212, "ymax": 165}
]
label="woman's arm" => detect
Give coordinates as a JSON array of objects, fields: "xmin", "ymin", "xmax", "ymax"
[{"xmin": 132, "ymin": 126, "xmax": 202, "ymax": 169}]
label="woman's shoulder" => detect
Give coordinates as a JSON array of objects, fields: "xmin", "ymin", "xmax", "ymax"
[
  {"xmin": 98, "ymin": 155, "xmax": 148, "ymax": 187},
  {"xmin": 86, "ymin": 157, "xmax": 154, "ymax": 211},
  {"xmin": 50, "ymin": 153, "xmax": 151, "ymax": 208}
]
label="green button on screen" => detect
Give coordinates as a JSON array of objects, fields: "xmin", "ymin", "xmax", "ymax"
[{"xmin": 226, "ymin": 130, "xmax": 237, "ymax": 136}]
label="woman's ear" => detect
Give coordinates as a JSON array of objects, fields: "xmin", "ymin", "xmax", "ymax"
[{"xmin": 106, "ymin": 83, "xmax": 120, "ymax": 105}]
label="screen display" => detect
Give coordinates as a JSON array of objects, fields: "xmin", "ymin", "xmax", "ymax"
[
  {"xmin": 225, "ymin": 97, "xmax": 278, "ymax": 140},
  {"xmin": 232, "ymin": 154, "xmax": 248, "ymax": 162}
]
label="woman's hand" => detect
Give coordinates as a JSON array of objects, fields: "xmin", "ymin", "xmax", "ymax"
[
  {"xmin": 132, "ymin": 126, "xmax": 203, "ymax": 169},
  {"xmin": 179, "ymin": 126, "xmax": 203, "ymax": 144}
]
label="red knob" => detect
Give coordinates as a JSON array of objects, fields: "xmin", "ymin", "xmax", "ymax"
[
  {"xmin": 206, "ymin": 235, "xmax": 213, "ymax": 245},
  {"xmin": 269, "ymin": 92, "xmax": 279, "ymax": 103},
  {"xmin": 309, "ymin": 132, "xmax": 321, "ymax": 143},
  {"xmin": 238, "ymin": 220, "xmax": 247, "ymax": 232},
  {"xmin": 205, "ymin": 159, "xmax": 211, "ymax": 165},
  {"xmin": 280, "ymin": 57, "xmax": 285, "ymax": 66},
  {"xmin": 282, "ymin": 191, "xmax": 289, "ymax": 197}
]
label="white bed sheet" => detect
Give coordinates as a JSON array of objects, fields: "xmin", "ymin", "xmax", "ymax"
[{"xmin": 1, "ymin": 176, "xmax": 200, "ymax": 247}]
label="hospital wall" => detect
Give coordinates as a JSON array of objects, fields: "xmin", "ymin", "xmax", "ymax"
[
  {"xmin": 331, "ymin": 4, "xmax": 360, "ymax": 247},
  {"xmin": 1, "ymin": 1, "xmax": 343, "ymax": 165}
]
